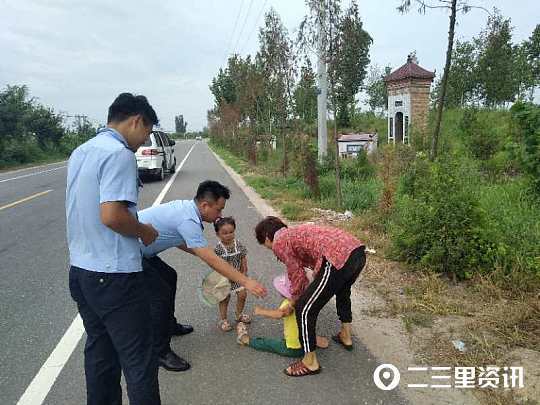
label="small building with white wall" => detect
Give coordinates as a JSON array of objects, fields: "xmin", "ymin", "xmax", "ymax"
[
  {"xmin": 384, "ymin": 53, "xmax": 435, "ymax": 145},
  {"xmin": 338, "ymin": 133, "xmax": 378, "ymax": 158}
]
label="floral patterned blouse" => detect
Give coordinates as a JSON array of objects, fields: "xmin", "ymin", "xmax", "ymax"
[{"xmin": 272, "ymin": 224, "xmax": 363, "ymax": 300}]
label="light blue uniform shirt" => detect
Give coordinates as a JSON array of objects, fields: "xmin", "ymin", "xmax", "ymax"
[
  {"xmin": 138, "ymin": 200, "xmax": 208, "ymax": 258},
  {"xmin": 66, "ymin": 127, "xmax": 142, "ymax": 273}
]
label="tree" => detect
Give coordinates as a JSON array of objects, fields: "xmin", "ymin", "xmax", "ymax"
[
  {"xmin": 300, "ymin": 0, "xmax": 343, "ymax": 207},
  {"xmin": 257, "ymin": 8, "xmax": 296, "ymax": 175},
  {"xmin": 299, "ymin": 0, "xmax": 371, "ymax": 208},
  {"xmin": 365, "ymin": 65, "xmax": 392, "ymax": 113},
  {"xmin": 0, "ymin": 85, "xmax": 33, "ymax": 141},
  {"xmin": 175, "ymin": 115, "xmax": 187, "ymax": 134},
  {"xmin": 28, "ymin": 105, "xmax": 64, "ymax": 148},
  {"xmin": 329, "ymin": 1, "xmax": 372, "ymax": 127},
  {"xmin": 513, "ymin": 42, "xmax": 536, "ymax": 101},
  {"xmin": 435, "ymin": 40, "xmax": 478, "ymax": 107},
  {"xmin": 526, "ymin": 24, "xmax": 540, "ymax": 85},
  {"xmin": 476, "ymin": 11, "xmax": 515, "ymax": 107},
  {"xmin": 293, "ymin": 60, "xmax": 318, "ymax": 126},
  {"xmin": 398, "ymin": 0, "xmax": 489, "ymax": 161}
]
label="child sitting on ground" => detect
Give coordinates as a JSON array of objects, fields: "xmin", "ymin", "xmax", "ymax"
[
  {"xmin": 214, "ymin": 216, "xmax": 251, "ymax": 331},
  {"xmin": 236, "ymin": 274, "xmax": 328, "ymax": 357}
]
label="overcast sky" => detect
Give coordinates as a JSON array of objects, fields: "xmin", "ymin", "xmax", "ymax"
[{"xmin": 1, "ymin": 0, "xmax": 538, "ymax": 131}]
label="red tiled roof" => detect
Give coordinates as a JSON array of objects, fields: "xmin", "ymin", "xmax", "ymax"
[{"xmin": 384, "ymin": 61, "xmax": 435, "ymax": 82}]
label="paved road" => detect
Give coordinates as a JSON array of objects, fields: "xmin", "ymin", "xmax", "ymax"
[{"xmin": 0, "ymin": 140, "xmax": 407, "ymax": 404}]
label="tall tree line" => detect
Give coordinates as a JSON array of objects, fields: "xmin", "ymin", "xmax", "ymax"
[
  {"xmin": 209, "ymin": 1, "xmax": 372, "ymax": 206},
  {"xmin": 439, "ymin": 15, "xmax": 540, "ymax": 108}
]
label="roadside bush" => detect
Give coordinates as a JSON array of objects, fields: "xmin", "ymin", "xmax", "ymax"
[
  {"xmin": 0, "ymin": 136, "xmax": 47, "ymax": 167},
  {"xmin": 510, "ymin": 102, "xmax": 540, "ymax": 194},
  {"xmin": 340, "ymin": 149, "xmax": 376, "ymax": 180},
  {"xmin": 459, "ymin": 108, "xmax": 503, "ymax": 161},
  {"xmin": 342, "ymin": 177, "xmax": 382, "ymax": 212},
  {"xmin": 478, "ymin": 179, "xmax": 540, "ymax": 277},
  {"xmin": 390, "ymin": 157, "xmax": 494, "ymax": 279}
]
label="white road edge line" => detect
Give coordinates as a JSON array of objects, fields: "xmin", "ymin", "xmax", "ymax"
[
  {"xmin": 16, "ymin": 143, "xmax": 196, "ymax": 405},
  {"xmin": 152, "ymin": 143, "xmax": 196, "ymax": 206},
  {"xmin": 0, "ymin": 160, "xmax": 68, "ymax": 176},
  {"xmin": 0, "ymin": 166, "xmax": 67, "ymax": 184}
]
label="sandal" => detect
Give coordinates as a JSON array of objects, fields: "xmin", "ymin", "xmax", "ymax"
[
  {"xmin": 236, "ymin": 313, "xmax": 252, "ymax": 324},
  {"xmin": 332, "ymin": 334, "xmax": 353, "ymax": 351},
  {"xmin": 236, "ymin": 321, "xmax": 249, "ymax": 345},
  {"xmin": 283, "ymin": 360, "xmax": 322, "ymax": 377},
  {"xmin": 218, "ymin": 319, "xmax": 233, "ymax": 332}
]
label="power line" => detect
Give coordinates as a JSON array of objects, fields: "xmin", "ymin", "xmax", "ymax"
[
  {"xmin": 223, "ymin": 0, "xmax": 245, "ymax": 66},
  {"xmin": 231, "ymin": 0, "xmax": 254, "ymax": 56},
  {"xmin": 239, "ymin": 0, "xmax": 268, "ymax": 55}
]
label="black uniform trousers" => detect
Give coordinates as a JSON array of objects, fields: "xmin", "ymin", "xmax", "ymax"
[
  {"xmin": 141, "ymin": 255, "xmax": 178, "ymax": 357},
  {"xmin": 69, "ymin": 266, "xmax": 160, "ymax": 405}
]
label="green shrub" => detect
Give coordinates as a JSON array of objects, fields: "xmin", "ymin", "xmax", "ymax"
[
  {"xmin": 340, "ymin": 149, "xmax": 376, "ymax": 180},
  {"xmin": 390, "ymin": 157, "xmax": 493, "ymax": 279},
  {"xmin": 459, "ymin": 108, "xmax": 504, "ymax": 161},
  {"xmin": 478, "ymin": 179, "xmax": 540, "ymax": 276},
  {"xmin": 510, "ymin": 102, "xmax": 540, "ymax": 194},
  {"xmin": 0, "ymin": 136, "xmax": 47, "ymax": 167},
  {"xmin": 342, "ymin": 177, "xmax": 382, "ymax": 212}
]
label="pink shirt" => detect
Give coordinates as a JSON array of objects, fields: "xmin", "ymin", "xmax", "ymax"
[{"xmin": 272, "ymin": 224, "xmax": 363, "ymax": 300}]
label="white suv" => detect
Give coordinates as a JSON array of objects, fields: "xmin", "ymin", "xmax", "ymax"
[{"xmin": 136, "ymin": 131, "xmax": 176, "ymax": 180}]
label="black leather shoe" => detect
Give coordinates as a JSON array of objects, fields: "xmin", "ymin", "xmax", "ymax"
[
  {"xmin": 171, "ymin": 323, "xmax": 194, "ymax": 336},
  {"xmin": 158, "ymin": 351, "xmax": 191, "ymax": 372}
]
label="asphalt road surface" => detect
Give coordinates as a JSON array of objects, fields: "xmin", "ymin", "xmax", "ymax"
[{"xmin": 0, "ymin": 140, "xmax": 407, "ymax": 405}]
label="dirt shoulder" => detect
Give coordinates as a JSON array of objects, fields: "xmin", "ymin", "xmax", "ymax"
[{"xmin": 211, "ymin": 147, "xmax": 539, "ymax": 405}]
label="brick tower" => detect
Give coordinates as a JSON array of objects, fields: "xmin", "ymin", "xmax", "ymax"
[{"xmin": 384, "ymin": 53, "xmax": 435, "ymax": 144}]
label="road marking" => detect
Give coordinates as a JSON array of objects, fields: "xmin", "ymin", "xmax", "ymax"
[
  {"xmin": 16, "ymin": 144, "xmax": 195, "ymax": 405},
  {"xmin": 17, "ymin": 316, "xmax": 85, "ymax": 405},
  {"xmin": 0, "ymin": 166, "xmax": 67, "ymax": 184},
  {"xmin": 152, "ymin": 143, "xmax": 196, "ymax": 206},
  {"xmin": 0, "ymin": 190, "xmax": 53, "ymax": 211},
  {"xmin": 0, "ymin": 160, "xmax": 68, "ymax": 176}
]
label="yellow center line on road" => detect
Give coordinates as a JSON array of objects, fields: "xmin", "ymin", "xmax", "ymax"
[{"xmin": 0, "ymin": 189, "xmax": 53, "ymax": 211}]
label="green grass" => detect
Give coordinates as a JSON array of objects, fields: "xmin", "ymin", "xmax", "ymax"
[{"xmin": 477, "ymin": 178, "xmax": 540, "ymax": 277}]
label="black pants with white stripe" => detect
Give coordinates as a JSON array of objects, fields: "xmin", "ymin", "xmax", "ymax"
[{"xmin": 295, "ymin": 246, "xmax": 366, "ymax": 353}]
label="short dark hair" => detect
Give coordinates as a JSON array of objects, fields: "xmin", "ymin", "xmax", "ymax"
[
  {"xmin": 195, "ymin": 180, "xmax": 230, "ymax": 203},
  {"xmin": 107, "ymin": 93, "xmax": 159, "ymax": 127},
  {"xmin": 255, "ymin": 216, "xmax": 287, "ymax": 244},
  {"xmin": 214, "ymin": 216, "xmax": 236, "ymax": 233}
]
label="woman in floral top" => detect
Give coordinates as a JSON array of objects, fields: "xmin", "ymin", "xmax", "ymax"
[{"xmin": 255, "ymin": 216, "xmax": 366, "ymax": 377}]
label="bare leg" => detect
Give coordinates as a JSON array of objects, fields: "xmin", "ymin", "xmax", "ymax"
[
  {"xmin": 235, "ymin": 289, "xmax": 247, "ymax": 320},
  {"xmin": 338, "ymin": 322, "xmax": 353, "ymax": 345},
  {"xmin": 302, "ymin": 352, "xmax": 319, "ymax": 371},
  {"xmin": 316, "ymin": 336, "xmax": 329, "ymax": 349},
  {"xmin": 218, "ymin": 295, "xmax": 230, "ymax": 321}
]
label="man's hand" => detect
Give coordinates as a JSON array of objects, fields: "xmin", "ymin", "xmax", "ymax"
[
  {"xmin": 244, "ymin": 278, "xmax": 267, "ymax": 298},
  {"xmin": 138, "ymin": 223, "xmax": 158, "ymax": 246}
]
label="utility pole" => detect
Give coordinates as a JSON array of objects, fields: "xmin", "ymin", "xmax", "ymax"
[
  {"xmin": 317, "ymin": 0, "xmax": 328, "ymax": 162},
  {"xmin": 64, "ymin": 114, "xmax": 88, "ymax": 132}
]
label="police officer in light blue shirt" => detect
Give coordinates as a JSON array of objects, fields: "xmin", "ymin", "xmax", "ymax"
[
  {"xmin": 138, "ymin": 181, "xmax": 268, "ymax": 372},
  {"xmin": 66, "ymin": 93, "xmax": 160, "ymax": 405}
]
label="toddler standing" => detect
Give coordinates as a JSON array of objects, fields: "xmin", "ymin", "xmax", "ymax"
[{"xmin": 214, "ymin": 217, "xmax": 251, "ymax": 331}]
